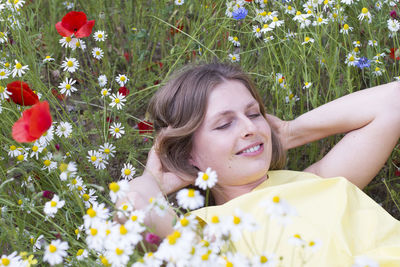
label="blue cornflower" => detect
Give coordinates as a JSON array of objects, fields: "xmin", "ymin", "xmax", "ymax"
[
  {"xmin": 232, "ymin": 7, "xmax": 248, "ymax": 20},
  {"xmin": 356, "ymin": 57, "xmax": 371, "ymax": 69}
]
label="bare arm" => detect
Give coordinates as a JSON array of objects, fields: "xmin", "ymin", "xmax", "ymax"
[{"xmin": 268, "ymin": 82, "xmax": 400, "ymax": 189}]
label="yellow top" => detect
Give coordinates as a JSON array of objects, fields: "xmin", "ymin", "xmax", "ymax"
[{"xmin": 192, "ymin": 170, "xmax": 400, "ymax": 267}]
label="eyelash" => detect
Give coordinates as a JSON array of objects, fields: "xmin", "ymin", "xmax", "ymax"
[{"xmin": 215, "ymin": 113, "xmax": 261, "ymax": 130}]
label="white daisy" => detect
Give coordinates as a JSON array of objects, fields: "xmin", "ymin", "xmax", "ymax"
[
  {"xmin": 388, "ymin": 18, "xmax": 400, "ymax": 33},
  {"xmin": 195, "ymin": 167, "xmax": 218, "ymax": 190},
  {"xmin": 93, "ymin": 30, "xmax": 107, "ymax": 42},
  {"xmin": 121, "ymin": 163, "xmax": 136, "ymax": 180},
  {"xmin": 116, "ymin": 74, "xmax": 129, "ymax": 86},
  {"xmin": 43, "ymin": 240, "xmax": 69, "ymax": 266},
  {"xmin": 176, "ymin": 188, "xmax": 204, "ymax": 210},
  {"xmin": 11, "ymin": 60, "xmax": 29, "ymax": 77},
  {"xmin": 58, "ymin": 77, "xmax": 77, "ymax": 96},
  {"xmin": 100, "ymin": 88, "xmax": 111, "ymax": 98},
  {"xmin": 44, "ymin": 194, "xmax": 65, "ymax": 218},
  {"xmin": 61, "ymin": 57, "xmax": 79, "ymax": 73},
  {"xmin": 98, "ymin": 74, "xmax": 107, "ymax": 87},
  {"xmin": 109, "ymin": 180, "xmax": 130, "ymax": 203},
  {"xmin": 55, "ymin": 121, "xmax": 73, "ymax": 138},
  {"xmin": 109, "ymin": 92, "xmax": 126, "ymax": 110},
  {"xmin": 0, "ymin": 85, "xmax": 11, "ymax": 100},
  {"xmin": 109, "ymin": 122, "xmax": 125, "ymax": 139},
  {"xmin": 70, "ymin": 38, "xmax": 86, "ymax": 51},
  {"xmin": 229, "ymin": 53, "xmax": 240, "ymax": 62},
  {"xmin": 258, "ymin": 195, "xmax": 297, "ymax": 226},
  {"xmin": 175, "ymin": 0, "xmax": 184, "ymax": 5},
  {"xmin": 358, "ymin": 7, "xmax": 371, "ymax": 23},
  {"xmin": 92, "ymin": 47, "xmax": 104, "ymax": 60},
  {"xmin": 228, "ymin": 36, "xmax": 240, "ymax": 47},
  {"xmin": 59, "ymin": 36, "xmax": 73, "ymax": 48},
  {"xmin": 0, "ymin": 68, "xmax": 10, "ymax": 79},
  {"xmin": 43, "ymin": 55, "xmax": 55, "ymax": 63},
  {"xmin": 99, "ymin": 142, "xmax": 116, "ymax": 159}
]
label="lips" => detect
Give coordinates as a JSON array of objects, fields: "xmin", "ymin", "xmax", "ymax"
[{"xmin": 236, "ymin": 142, "xmax": 263, "ymax": 155}]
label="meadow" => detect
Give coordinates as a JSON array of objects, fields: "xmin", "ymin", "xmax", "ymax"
[{"xmin": 0, "ymin": 0, "xmax": 400, "ymax": 266}]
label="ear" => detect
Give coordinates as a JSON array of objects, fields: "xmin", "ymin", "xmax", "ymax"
[{"xmin": 188, "ymin": 155, "xmax": 200, "ymax": 170}]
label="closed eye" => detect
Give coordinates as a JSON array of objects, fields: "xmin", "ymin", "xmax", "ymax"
[
  {"xmin": 248, "ymin": 113, "xmax": 261, "ymax": 118},
  {"xmin": 215, "ymin": 122, "xmax": 231, "ymax": 130}
]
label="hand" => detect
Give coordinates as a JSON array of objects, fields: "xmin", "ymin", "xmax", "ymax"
[
  {"xmin": 265, "ymin": 114, "xmax": 291, "ymax": 151},
  {"xmin": 143, "ymin": 146, "xmax": 192, "ymax": 195}
]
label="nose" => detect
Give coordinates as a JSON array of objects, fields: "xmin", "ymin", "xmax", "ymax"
[{"xmin": 239, "ymin": 115, "xmax": 256, "ymax": 138}]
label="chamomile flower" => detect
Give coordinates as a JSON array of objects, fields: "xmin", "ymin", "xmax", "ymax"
[
  {"xmin": 67, "ymin": 176, "xmax": 84, "ymax": 190},
  {"xmin": 85, "ymin": 220, "xmax": 107, "ymax": 251},
  {"xmin": 61, "ymin": 57, "xmax": 79, "ymax": 73},
  {"xmin": 109, "ymin": 92, "xmax": 126, "ymax": 109},
  {"xmin": 0, "ymin": 252, "xmax": 23, "ymax": 266},
  {"xmin": 93, "ymin": 30, "xmax": 107, "ymax": 42},
  {"xmin": 373, "ymin": 66, "xmax": 384, "ymax": 76},
  {"xmin": 11, "ymin": 60, "xmax": 29, "ymax": 77},
  {"xmin": 59, "ymin": 36, "xmax": 74, "ymax": 48},
  {"xmin": 229, "ymin": 53, "xmax": 240, "ymax": 62},
  {"xmin": 261, "ymin": 23, "xmax": 273, "ymax": 34},
  {"xmin": 81, "ymin": 189, "xmax": 98, "ymax": 209},
  {"xmin": 195, "ymin": 167, "xmax": 218, "ymax": 190},
  {"xmin": 269, "ymin": 16, "xmax": 284, "ymax": 28},
  {"xmin": 176, "ymin": 188, "xmax": 204, "ymax": 210},
  {"xmin": 104, "ymin": 243, "xmax": 133, "ymax": 267},
  {"xmin": 42, "ymin": 153, "xmax": 57, "ymax": 172},
  {"xmin": 259, "ymin": 195, "xmax": 297, "ymax": 226},
  {"xmin": 302, "ymin": 36, "xmax": 314, "ymax": 45},
  {"xmin": 175, "ymin": 0, "xmax": 184, "ymax": 5},
  {"xmin": 44, "ymin": 194, "xmax": 65, "ymax": 218},
  {"xmin": 43, "ymin": 55, "xmax": 55, "ymax": 63},
  {"xmin": 345, "ymin": 52, "xmax": 359, "ymax": 67},
  {"xmin": 70, "ymin": 38, "xmax": 86, "ymax": 51},
  {"xmin": 388, "ymin": 18, "xmax": 400, "ymax": 33},
  {"xmin": 312, "ymin": 15, "xmax": 328, "ymax": 26},
  {"xmin": 59, "ymin": 161, "xmax": 78, "ymax": 181},
  {"xmin": 288, "ymin": 233, "xmax": 306, "ymax": 246},
  {"xmin": 92, "ymin": 47, "xmax": 104, "ymax": 60},
  {"xmin": 55, "ymin": 121, "xmax": 73, "ymax": 138},
  {"xmin": 284, "ymin": 5, "xmax": 296, "ymax": 15},
  {"xmin": 358, "ymin": 7, "xmax": 371, "ymax": 23},
  {"xmin": 0, "ymin": 31, "xmax": 7, "ymax": 43},
  {"xmin": 174, "ymin": 214, "xmax": 199, "ymax": 232},
  {"xmin": 276, "ymin": 73, "xmax": 286, "ymax": 88},
  {"xmin": 228, "ymin": 36, "xmax": 240, "ymax": 46},
  {"xmin": 116, "ymin": 74, "xmax": 129, "ymax": 86},
  {"xmin": 58, "ymin": 77, "xmax": 77, "ymax": 96},
  {"xmin": 100, "ymin": 88, "xmax": 111, "ymax": 98},
  {"xmin": 306, "ymin": 239, "xmax": 322, "ymax": 253},
  {"xmin": 99, "ymin": 142, "xmax": 116, "ymax": 159},
  {"xmin": 0, "ymin": 68, "xmax": 10, "ymax": 79},
  {"xmin": 252, "ymin": 253, "xmax": 277, "ymax": 267},
  {"xmin": 227, "ymin": 208, "xmax": 258, "ymax": 241},
  {"xmin": 121, "ymin": 163, "xmax": 136, "ymax": 180},
  {"xmin": 116, "ymin": 202, "xmax": 134, "ymax": 219},
  {"xmin": 0, "ymin": 85, "xmax": 11, "ymax": 99},
  {"xmin": 147, "ymin": 195, "xmax": 170, "ymax": 216},
  {"xmin": 98, "ymin": 74, "xmax": 107, "ymax": 87},
  {"xmin": 83, "ymin": 202, "xmax": 110, "ymax": 229},
  {"xmin": 29, "ymin": 141, "xmax": 44, "ymax": 160},
  {"xmin": 303, "ymin": 82, "xmax": 312, "ymax": 89},
  {"xmin": 109, "ymin": 180, "xmax": 130, "ymax": 203},
  {"xmin": 374, "ymin": 1, "xmax": 382, "ymax": 10},
  {"xmin": 285, "ymin": 91, "xmax": 300, "ymax": 103},
  {"xmin": 264, "ymin": 35, "xmax": 274, "ymax": 42},
  {"xmin": 43, "ymin": 240, "xmax": 69, "ymax": 266},
  {"xmin": 252, "ymin": 25, "xmax": 262, "ymax": 38},
  {"xmin": 368, "ymin": 40, "xmax": 378, "ymax": 47},
  {"xmin": 75, "ymin": 249, "xmax": 89, "ymax": 261},
  {"xmin": 109, "ymin": 122, "xmax": 125, "ymax": 139}
]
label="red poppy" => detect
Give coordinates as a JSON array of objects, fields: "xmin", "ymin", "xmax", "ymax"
[
  {"xmin": 55, "ymin": 11, "xmax": 95, "ymax": 38},
  {"xmin": 137, "ymin": 121, "xmax": 153, "ymax": 134},
  {"xmin": 390, "ymin": 48, "xmax": 400, "ymax": 60},
  {"xmin": 12, "ymin": 101, "xmax": 52, "ymax": 143},
  {"xmin": 7, "ymin": 81, "xmax": 39, "ymax": 106},
  {"xmin": 118, "ymin": 86, "xmax": 130, "ymax": 96},
  {"xmin": 51, "ymin": 88, "xmax": 67, "ymax": 101}
]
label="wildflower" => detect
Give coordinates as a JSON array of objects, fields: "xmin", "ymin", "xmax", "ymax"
[
  {"xmin": 121, "ymin": 163, "xmax": 136, "ymax": 180},
  {"xmin": 43, "ymin": 55, "xmax": 55, "ymax": 63},
  {"xmin": 58, "ymin": 77, "xmax": 77, "ymax": 96},
  {"xmin": 284, "ymin": 5, "xmax": 296, "ymax": 15},
  {"xmin": 176, "ymin": 188, "xmax": 204, "ymax": 210},
  {"xmin": 0, "ymin": 86, "xmax": 10, "ymax": 101},
  {"xmin": 11, "ymin": 60, "xmax": 29, "ymax": 77},
  {"xmin": 118, "ymin": 86, "xmax": 130, "ymax": 96},
  {"xmin": 55, "ymin": 121, "xmax": 73, "ymax": 138},
  {"xmin": 264, "ymin": 36, "xmax": 274, "ymax": 42},
  {"xmin": 252, "ymin": 25, "xmax": 262, "ymax": 38},
  {"xmin": 276, "ymin": 73, "xmax": 286, "ymax": 88},
  {"xmin": 306, "ymin": 239, "xmax": 322, "ymax": 253},
  {"xmin": 109, "ymin": 180, "xmax": 130, "ymax": 203},
  {"xmin": 388, "ymin": 18, "xmax": 400, "ymax": 33},
  {"xmin": 390, "ymin": 10, "xmax": 397, "ymax": 19},
  {"xmin": 0, "ymin": 31, "xmax": 7, "ymax": 43},
  {"xmin": 372, "ymin": 66, "xmax": 384, "ymax": 76},
  {"xmin": 374, "ymin": 1, "xmax": 382, "ymax": 10},
  {"xmin": 285, "ymin": 91, "xmax": 300, "ymax": 103},
  {"xmin": 100, "ymin": 142, "xmax": 116, "ymax": 159},
  {"xmin": 29, "ymin": 141, "xmax": 44, "ymax": 159},
  {"xmin": 228, "ymin": 36, "xmax": 240, "ymax": 46},
  {"xmin": 109, "ymin": 92, "xmax": 127, "ymax": 110},
  {"xmin": 0, "ymin": 252, "xmax": 23, "ymax": 266},
  {"xmin": 100, "ymin": 88, "xmax": 111, "ymax": 98},
  {"xmin": 352, "ymin": 255, "xmax": 379, "ymax": 267},
  {"xmin": 12, "ymin": 101, "xmax": 52, "ymax": 143},
  {"xmin": 38, "ymin": 125, "xmax": 54, "ymax": 146},
  {"xmin": 339, "ymin": 24, "xmax": 352, "ymax": 35},
  {"xmin": 63, "ymin": 1, "xmax": 74, "ymax": 9},
  {"xmin": 109, "ymin": 122, "xmax": 125, "ymax": 139},
  {"xmin": 259, "ymin": 195, "xmax": 297, "ymax": 226},
  {"xmin": 358, "ymin": 7, "xmax": 371, "ymax": 23},
  {"xmin": 116, "ymin": 202, "xmax": 134, "ymax": 219},
  {"xmin": 55, "ymin": 11, "xmax": 95, "ymax": 38},
  {"xmin": 75, "ymin": 249, "xmax": 88, "ymax": 261},
  {"xmin": 125, "ymin": 210, "xmax": 146, "ymax": 233},
  {"xmin": 303, "ymin": 82, "xmax": 312, "ymax": 89},
  {"xmin": 98, "ymin": 74, "xmax": 107, "ymax": 87},
  {"xmin": 195, "ymin": 167, "xmax": 218, "ymax": 190},
  {"xmin": 83, "ymin": 202, "xmax": 110, "ymax": 229},
  {"xmin": 252, "ymin": 253, "xmax": 277, "ymax": 267},
  {"xmin": 59, "ymin": 161, "xmax": 77, "ymax": 181},
  {"xmin": 59, "ymin": 36, "xmax": 73, "ymax": 48},
  {"xmin": 219, "ymin": 252, "xmax": 250, "ymax": 267},
  {"xmin": 156, "ymin": 230, "xmax": 196, "ymax": 263},
  {"xmin": 390, "ymin": 48, "xmax": 400, "ymax": 60},
  {"xmin": 61, "ymin": 57, "xmax": 79, "ymax": 73},
  {"xmin": 42, "ymin": 153, "xmax": 57, "ymax": 172},
  {"xmin": 345, "ymin": 52, "xmax": 359, "ymax": 67},
  {"xmin": 7, "ymin": 81, "xmax": 39, "ymax": 106},
  {"xmin": 368, "ymin": 40, "xmax": 377, "ymax": 47},
  {"xmin": 70, "ymin": 38, "xmax": 86, "ymax": 51},
  {"xmin": 232, "ymin": 7, "xmax": 248, "ymax": 20},
  {"xmin": 145, "ymin": 233, "xmax": 161, "ymax": 245},
  {"xmin": 104, "ymin": 243, "xmax": 133, "ymax": 267},
  {"xmin": 229, "ymin": 53, "xmax": 240, "ymax": 62},
  {"xmin": 44, "ymin": 194, "xmax": 65, "ymax": 218},
  {"xmin": 269, "ymin": 16, "xmax": 284, "ymax": 28},
  {"xmin": 137, "ymin": 121, "xmax": 153, "ymax": 135},
  {"xmin": 288, "ymin": 233, "xmax": 306, "ymax": 246},
  {"xmin": 0, "ymin": 68, "xmax": 9, "ymax": 80},
  {"xmin": 81, "ymin": 189, "xmax": 98, "ymax": 208},
  {"xmin": 312, "ymin": 15, "xmax": 328, "ymax": 26},
  {"xmin": 147, "ymin": 195, "xmax": 170, "ymax": 216},
  {"xmin": 85, "ymin": 220, "xmax": 107, "ymax": 251},
  {"xmin": 355, "ymin": 57, "xmax": 371, "ymax": 69},
  {"xmin": 116, "ymin": 74, "xmax": 129, "ymax": 86},
  {"xmin": 93, "ymin": 30, "xmax": 107, "ymax": 41},
  {"xmin": 227, "ymin": 208, "xmax": 258, "ymax": 241},
  {"xmin": 92, "ymin": 47, "xmax": 104, "ymax": 60},
  {"xmin": 261, "ymin": 23, "xmax": 272, "ymax": 34},
  {"xmin": 302, "ymin": 36, "xmax": 314, "ymax": 45},
  {"xmin": 175, "ymin": 0, "xmax": 184, "ymax": 5}
]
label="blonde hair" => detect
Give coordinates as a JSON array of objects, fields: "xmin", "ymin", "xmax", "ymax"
[{"xmin": 148, "ymin": 62, "xmax": 286, "ymax": 184}]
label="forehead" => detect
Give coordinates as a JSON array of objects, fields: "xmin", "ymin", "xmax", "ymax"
[{"xmin": 205, "ymin": 80, "xmax": 257, "ymax": 117}]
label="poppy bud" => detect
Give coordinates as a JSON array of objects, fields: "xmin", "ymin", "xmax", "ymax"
[{"xmin": 7, "ymin": 81, "xmax": 39, "ymax": 106}]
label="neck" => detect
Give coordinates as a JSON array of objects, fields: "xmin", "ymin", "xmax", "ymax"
[{"xmin": 212, "ymin": 174, "xmax": 268, "ymax": 205}]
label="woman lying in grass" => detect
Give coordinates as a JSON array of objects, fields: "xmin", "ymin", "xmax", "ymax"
[{"xmin": 118, "ymin": 62, "xmax": 400, "ymax": 266}]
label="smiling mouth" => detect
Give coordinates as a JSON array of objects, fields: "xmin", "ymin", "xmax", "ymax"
[{"xmin": 236, "ymin": 143, "xmax": 263, "ymax": 155}]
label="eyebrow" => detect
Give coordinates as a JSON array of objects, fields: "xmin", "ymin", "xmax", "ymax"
[{"xmin": 210, "ymin": 100, "xmax": 259, "ymax": 120}]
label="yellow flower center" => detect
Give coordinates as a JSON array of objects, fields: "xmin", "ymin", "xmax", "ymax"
[
  {"xmin": 343, "ymin": 24, "xmax": 349, "ymax": 30},
  {"xmin": 100, "ymin": 256, "xmax": 110, "ymax": 266},
  {"xmin": 96, "ymin": 51, "xmax": 100, "ymax": 55},
  {"xmin": 115, "ymin": 248, "xmax": 124, "ymax": 255},
  {"xmin": 120, "ymin": 76, "xmax": 126, "ymax": 81},
  {"xmin": 272, "ymin": 196, "xmax": 280, "ymax": 203},
  {"xmin": 233, "ymin": 216, "xmax": 241, "ymax": 224},
  {"xmin": 349, "ymin": 56, "xmax": 354, "ymax": 61},
  {"xmin": 66, "ymin": 36, "xmax": 72, "ymax": 42},
  {"xmin": 76, "ymin": 249, "xmax": 84, "ymax": 256},
  {"xmin": 109, "ymin": 182, "xmax": 120, "ymax": 192},
  {"xmin": 120, "ymin": 225, "xmax": 128, "ymax": 235},
  {"xmin": 296, "ymin": 11, "xmax": 301, "ymax": 15},
  {"xmin": 305, "ymin": 37, "xmax": 310, "ymax": 42},
  {"xmin": 324, "ymin": 0, "xmax": 329, "ymax": 4},
  {"xmin": 130, "ymin": 215, "xmax": 137, "ymax": 221},
  {"xmin": 4, "ymin": 62, "xmax": 9, "ymax": 68},
  {"xmin": 2, "ymin": 258, "xmax": 10, "ymax": 266},
  {"xmin": 104, "ymin": 148, "xmax": 110, "ymax": 154},
  {"xmin": 180, "ymin": 217, "xmax": 189, "ymax": 226},
  {"xmin": 124, "ymin": 169, "xmax": 131, "ymax": 175},
  {"xmin": 31, "ymin": 146, "xmax": 38, "ymax": 152},
  {"xmin": 260, "ymin": 11, "xmax": 266, "ymax": 16},
  {"xmin": 294, "ymin": 234, "xmax": 301, "ymax": 239},
  {"xmin": 362, "ymin": 7, "xmax": 368, "ymax": 14},
  {"xmin": 288, "ymin": 5, "xmax": 292, "ymax": 10},
  {"xmin": 309, "ymin": 241, "xmax": 316, "ymax": 246},
  {"xmin": 18, "ymin": 199, "xmax": 22, "ymax": 205},
  {"xmin": 354, "ymin": 47, "xmax": 359, "ymax": 53},
  {"xmin": 167, "ymin": 231, "xmax": 181, "ymax": 245},
  {"xmin": 65, "ymin": 84, "xmax": 71, "ymax": 90},
  {"xmin": 318, "ymin": 17, "xmax": 323, "ymax": 23},
  {"xmin": 50, "ymin": 201, "xmax": 57, "ymax": 207},
  {"xmin": 17, "ymin": 155, "xmax": 24, "ymax": 161},
  {"xmin": 263, "ymin": 24, "xmax": 269, "ymax": 29},
  {"xmin": 375, "ymin": 67, "xmax": 380, "ymax": 71},
  {"xmin": 232, "ymin": 56, "xmax": 236, "ymax": 61},
  {"xmin": 82, "ymin": 194, "xmax": 90, "ymax": 201},
  {"xmin": 75, "ymin": 229, "xmax": 79, "ymax": 235},
  {"xmin": 256, "ymin": 28, "xmax": 260, "ymax": 32},
  {"xmin": 273, "ymin": 17, "xmax": 278, "ymax": 22},
  {"xmin": 201, "ymin": 254, "xmax": 209, "ymax": 261},
  {"xmin": 76, "ymin": 41, "xmax": 80, "ymax": 47},
  {"xmin": 187, "ymin": 189, "xmax": 195, "ymax": 197},
  {"xmin": 114, "ymin": 128, "xmax": 120, "ymax": 133},
  {"xmin": 67, "ymin": 61, "xmax": 73, "ymax": 67},
  {"xmin": 260, "ymin": 255, "xmax": 268, "ymax": 263},
  {"xmin": 202, "ymin": 173, "xmax": 209, "ymax": 181},
  {"xmin": 87, "ymin": 208, "xmax": 96, "ymax": 218},
  {"xmin": 10, "ymin": 145, "xmax": 16, "ymax": 151},
  {"xmin": 77, "ymin": 186, "xmax": 83, "ymax": 191},
  {"xmin": 233, "ymin": 36, "xmax": 238, "ymax": 41},
  {"xmin": 0, "ymin": 71, "xmax": 5, "ymax": 76},
  {"xmin": 278, "ymin": 78, "xmax": 284, "ymax": 83},
  {"xmin": 46, "ymin": 56, "xmax": 51, "ymax": 59},
  {"xmin": 49, "ymin": 244, "xmax": 57, "ymax": 253},
  {"xmin": 90, "ymin": 228, "xmax": 98, "ymax": 236},
  {"xmin": 15, "ymin": 62, "xmax": 22, "ymax": 69},
  {"xmin": 114, "ymin": 98, "xmax": 120, "ymax": 103},
  {"xmin": 98, "ymin": 34, "xmax": 103, "ymax": 38},
  {"xmin": 333, "ymin": 13, "xmax": 337, "ymax": 18},
  {"xmin": 44, "ymin": 159, "xmax": 51, "ymax": 166},
  {"xmin": 91, "ymin": 156, "xmax": 97, "ymax": 162},
  {"xmin": 102, "ymin": 90, "xmax": 108, "ymax": 96},
  {"xmin": 211, "ymin": 215, "xmax": 219, "ymax": 224},
  {"xmin": 226, "ymin": 261, "xmax": 233, "ymax": 267}
]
